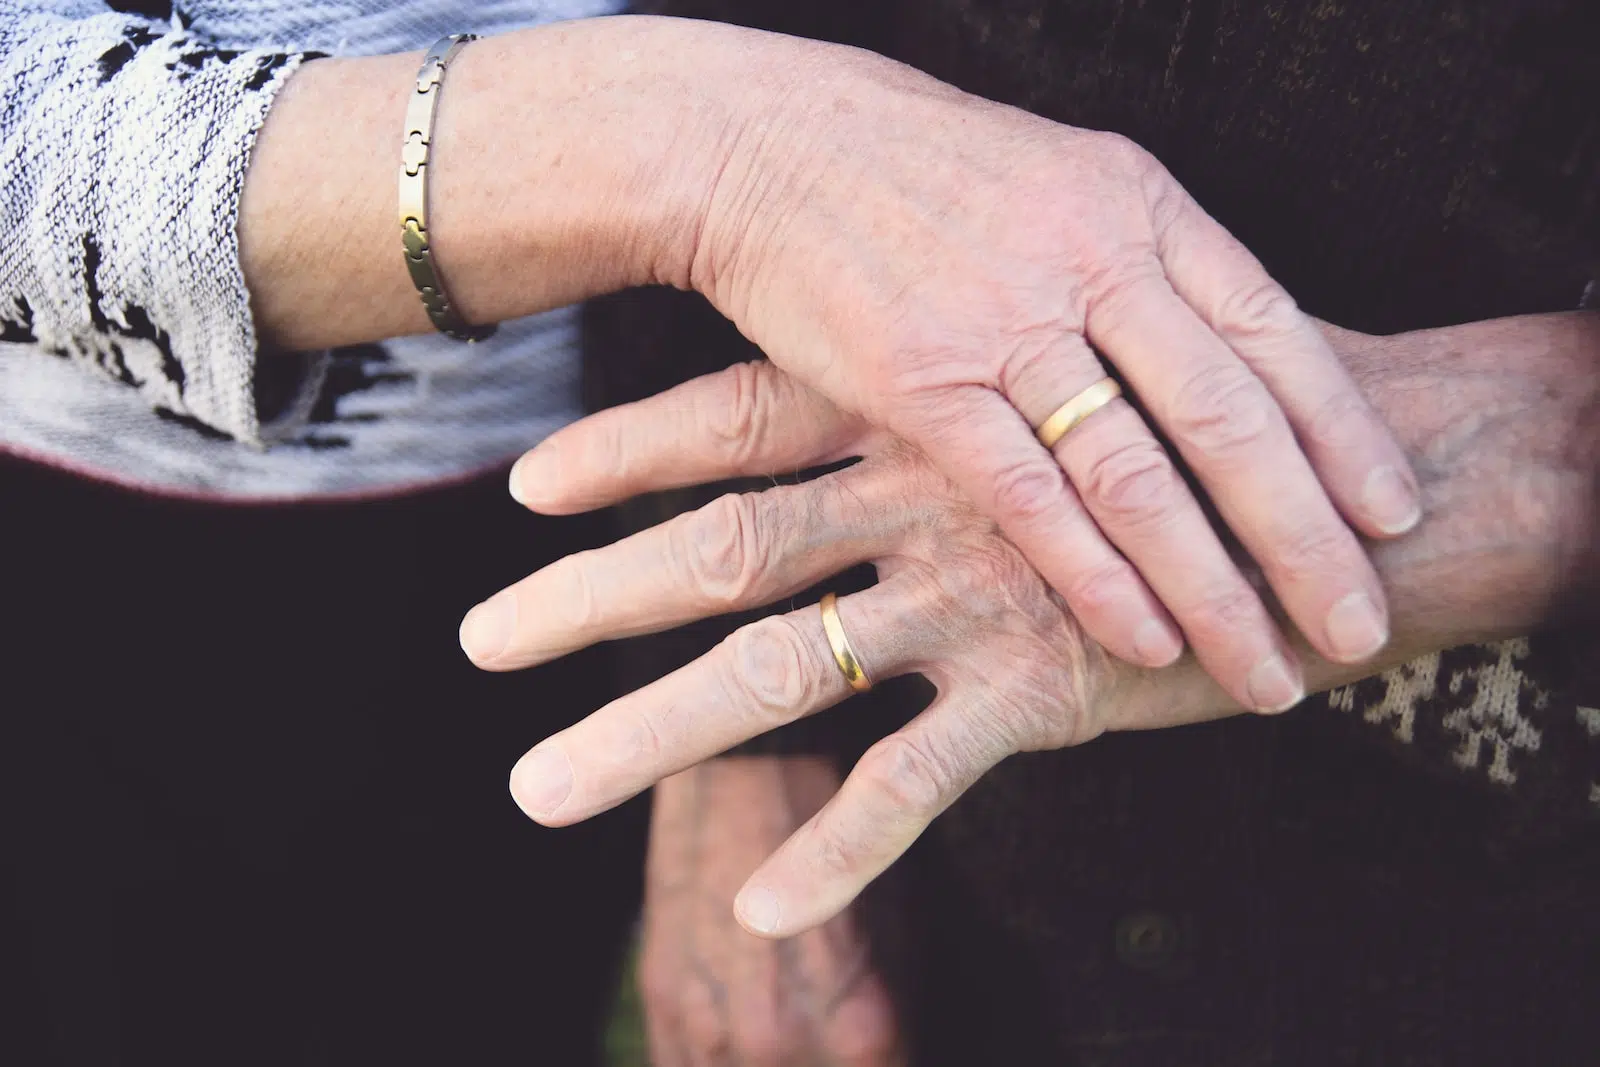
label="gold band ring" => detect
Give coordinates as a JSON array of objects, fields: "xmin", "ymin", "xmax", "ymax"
[
  {"xmin": 819, "ymin": 593, "xmax": 873, "ymax": 693},
  {"xmin": 1034, "ymin": 377, "xmax": 1123, "ymax": 449}
]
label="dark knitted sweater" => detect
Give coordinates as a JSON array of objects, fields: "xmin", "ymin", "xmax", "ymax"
[{"xmin": 584, "ymin": 2, "xmax": 1600, "ymax": 1062}]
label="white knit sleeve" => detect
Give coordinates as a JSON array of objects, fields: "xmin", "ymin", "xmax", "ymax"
[{"xmin": 1, "ymin": 1, "xmax": 312, "ymax": 444}]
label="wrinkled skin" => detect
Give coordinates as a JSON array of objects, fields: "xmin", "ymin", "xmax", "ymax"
[
  {"xmin": 247, "ymin": 19, "xmax": 1419, "ymax": 708},
  {"xmin": 465, "ymin": 312, "xmax": 1600, "ymax": 939},
  {"xmin": 472, "ymin": 359, "xmax": 1218, "ymax": 936},
  {"xmin": 688, "ymin": 41, "xmax": 1423, "ymax": 706}
]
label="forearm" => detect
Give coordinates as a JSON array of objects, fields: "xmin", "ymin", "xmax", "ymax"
[
  {"xmin": 1115, "ymin": 312, "xmax": 1600, "ymax": 727},
  {"xmin": 239, "ymin": 17, "xmax": 779, "ymax": 350}
]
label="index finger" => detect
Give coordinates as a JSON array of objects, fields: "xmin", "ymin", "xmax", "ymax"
[{"xmin": 510, "ymin": 361, "xmax": 870, "ymax": 515}]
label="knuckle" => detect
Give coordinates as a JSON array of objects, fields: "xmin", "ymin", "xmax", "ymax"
[
  {"xmin": 998, "ymin": 336, "xmax": 1061, "ymax": 400},
  {"xmin": 553, "ymin": 553, "xmax": 600, "ymax": 632},
  {"xmin": 1264, "ymin": 520, "xmax": 1356, "ymax": 580},
  {"xmin": 1301, "ymin": 386, "xmax": 1375, "ymax": 453},
  {"xmin": 811, "ymin": 819, "xmax": 862, "ymax": 880},
  {"xmin": 856, "ymin": 732, "xmax": 950, "ymax": 821},
  {"xmin": 578, "ymin": 422, "xmax": 629, "ymax": 490},
  {"xmin": 989, "ymin": 458, "xmax": 1069, "ymax": 525},
  {"xmin": 1166, "ymin": 363, "xmax": 1277, "ymax": 459},
  {"xmin": 724, "ymin": 616, "xmax": 817, "ymax": 720},
  {"xmin": 1183, "ymin": 585, "xmax": 1266, "ymax": 642},
  {"xmin": 676, "ymin": 492, "xmax": 766, "ymax": 608},
  {"xmin": 1081, "ymin": 257, "xmax": 1166, "ymax": 322},
  {"xmin": 619, "ymin": 705, "xmax": 667, "ymax": 766},
  {"xmin": 1092, "ymin": 129, "xmax": 1158, "ymax": 178},
  {"xmin": 1214, "ymin": 280, "xmax": 1300, "ymax": 339},
  {"xmin": 1063, "ymin": 557, "xmax": 1142, "ymax": 616},
  {"xmin": 1079, "ymin": 438, "xmax": 1186, "ymax": 529},
  {"xmin": 914, "ymin": 546, "xmax": 1004, "ymax": 620},
  {"xmin": 704, "ymin": 359, "xmax": 770, "ymax": 460}
]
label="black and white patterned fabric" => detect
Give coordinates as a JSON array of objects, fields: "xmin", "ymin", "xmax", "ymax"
[{"xmin": 0, "ymin": 0, "xmax": 620, "ymax": 499}]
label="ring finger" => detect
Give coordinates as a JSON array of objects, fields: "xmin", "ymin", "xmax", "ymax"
[
  {"xmin": 1027, "ymin": 371, "xmax": 1304, "ymax": 712},
  {"xmin": 1003, "ymin": 339, "xmax": 1301, "ymax": 710},
  {"xmin": 508, "ymin": 580, "xmax": 934, "ymax": 827}
]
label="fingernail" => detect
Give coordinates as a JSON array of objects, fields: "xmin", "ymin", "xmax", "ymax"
[
  {"xmin": 509, "ymin": 747, "xmax": 573, "ymax": 820},
  {"xmin": 1133, "ymin": 618, "xmax": 1183, "ymax": 668},
  {"xmin": 459, "ymin": 592, "xmax": 516, "ymax": 663},
  {"xmin": 509, "ymin": 443, "xmax": 559, "ymax": 509},
  {"xmin": 1247, "ymin": 653, "xmax": 1304, "ymax": 714},
  {"xmin": 1362, "ymin": 465, "xmax": 1422, "ymax": 535},
  {"xmin": 1325, "ymin": 591, "xmax": 1388, "ymax": 663},
  {"xmin": 507, "ymin": 452, "xmax": 533, "ymax": 508},
  {"xmin": 736, "ymin": 886, "xmax": 782, "ymax": 936}
]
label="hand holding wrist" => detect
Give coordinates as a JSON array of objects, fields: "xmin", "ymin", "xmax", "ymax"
[
  {"xmin": 1117, "ymin": 313, "xmax": 1600, "ymax": 728},
  {"xmin": 481, "ymin": 311, "xmax": 1597, "ymax": 936}
]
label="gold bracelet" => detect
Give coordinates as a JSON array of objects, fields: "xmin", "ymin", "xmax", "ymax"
[{"xmin": 399, "ymin": 34, "xmax": 496, "ymax": 343}]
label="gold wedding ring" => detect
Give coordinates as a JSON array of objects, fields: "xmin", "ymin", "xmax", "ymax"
[
  {"xmin": 819, "ymin": 593, "xmax": 873, "ymax": 693},
  {"xmin": 1034, "ymin": 377, "xmax": 1123, "ymax": 449}
]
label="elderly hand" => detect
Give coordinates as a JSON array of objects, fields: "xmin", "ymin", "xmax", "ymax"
[
  {"xmin": 466, "ymin": 312, "xmax": 1600, "ymax": 938},
  {"xmin": 641, "ymin": 757, "xmax": 903, "ymax": 1067},
  {"xmin": 248, "ymin": 18, "xmax": 1416, "ymax": 709},
  {"xmin": 477, "ymin": 359, "xmax": 1225, "ymax": 936},
  {"xmin": 670, "ymin": 35, "xmax": 1423, "ymax": 709}
]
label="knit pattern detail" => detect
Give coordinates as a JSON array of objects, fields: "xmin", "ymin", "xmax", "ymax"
[
  {"xmin": 1323, "ymin": 635, "xmax": 1600, "ymax": 820},
  {"xmin": 0, "ymin": 6, "xmax": 303, "ymax": 444},
  {"xmin": 0, "ymin": 0, "xmax": 619, "ymax": 499}
]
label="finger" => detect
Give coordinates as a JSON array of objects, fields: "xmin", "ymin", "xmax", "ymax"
[
  {"xmin": 508, "ymin": 582, "xmax": 930, "ymax": 827},
  {"xmin": 678, "ymin": 979, "xmax": 733, "ymax": 1067},
  {"xmin": 733, "ymin": 693, "xmax": 1014, "ymax": 940},
  {"xmin": 461, "ymin": 468, "xmax": 901, "ymax": 671},
  {"xmin": 1155, "ymin": 193, "xmax": 1422, "ymax": 539},
  {"xmin": 510, "ymin": 360, "xmax": 871, "ymax": 515},
  {"xmin": 728, "ymin": 995, "xmax": 794, "ymax": 1067},
  {"xmin": 891, "ymin": 381, "xmax": 1184, "ymax": 669},
  {"xmin": 643, "ymin": 996, "xmax": 690, "ymax": 1067},
  {"xmin": 1024, "ymin": 373, "xmax": 1305, "ymax": 713},
  {"xmin": 824, "ymin": 973, "xmax": 907, "ymax": 1067},
  {"xmin": 638, "ymin": 947, "xmax": 691, "ymax": 1067},
  {"xmin": 1084, "ymin": 268, "xmax": 1392, "ymax": 668}
]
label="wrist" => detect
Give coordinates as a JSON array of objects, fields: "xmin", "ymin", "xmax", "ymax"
[
  {"xmin": 1347, "ymin": 314, "xmax": 1600, "ymax": 633},
  {"xmin": 1109, "ymin": 313, "xmax": 1600, "ymax": 729},
  {"xmin": 239, "ymin": 17, "xmax": 770, "ymax": 350},
  {"xmin": 684, "ymin": 34, "xmax": 945, "ymax": 313}
]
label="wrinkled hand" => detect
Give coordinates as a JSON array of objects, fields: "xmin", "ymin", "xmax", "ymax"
[
  {"xmin": 641, "ymin": 757, "xmax": 903, "ymax": 1067},
  {"xmin": 676, "ymin": 43, "xmax": 1422, "ymax": 709},
  {"xmin": 462, "ymin": 314, "xmax": 1595, "ymax": 939},
  {"xmin": 474, "ymin": 360, "xmax": 1225, "ymax": 936},
  {"xmin": 460, "ymin": 315, "xmax": 1587, "ymax": 934}
]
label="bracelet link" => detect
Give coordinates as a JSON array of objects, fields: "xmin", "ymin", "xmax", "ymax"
[{"xmin": 398, "ymin": 34, "xmax": 496, "ymax": 344}]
